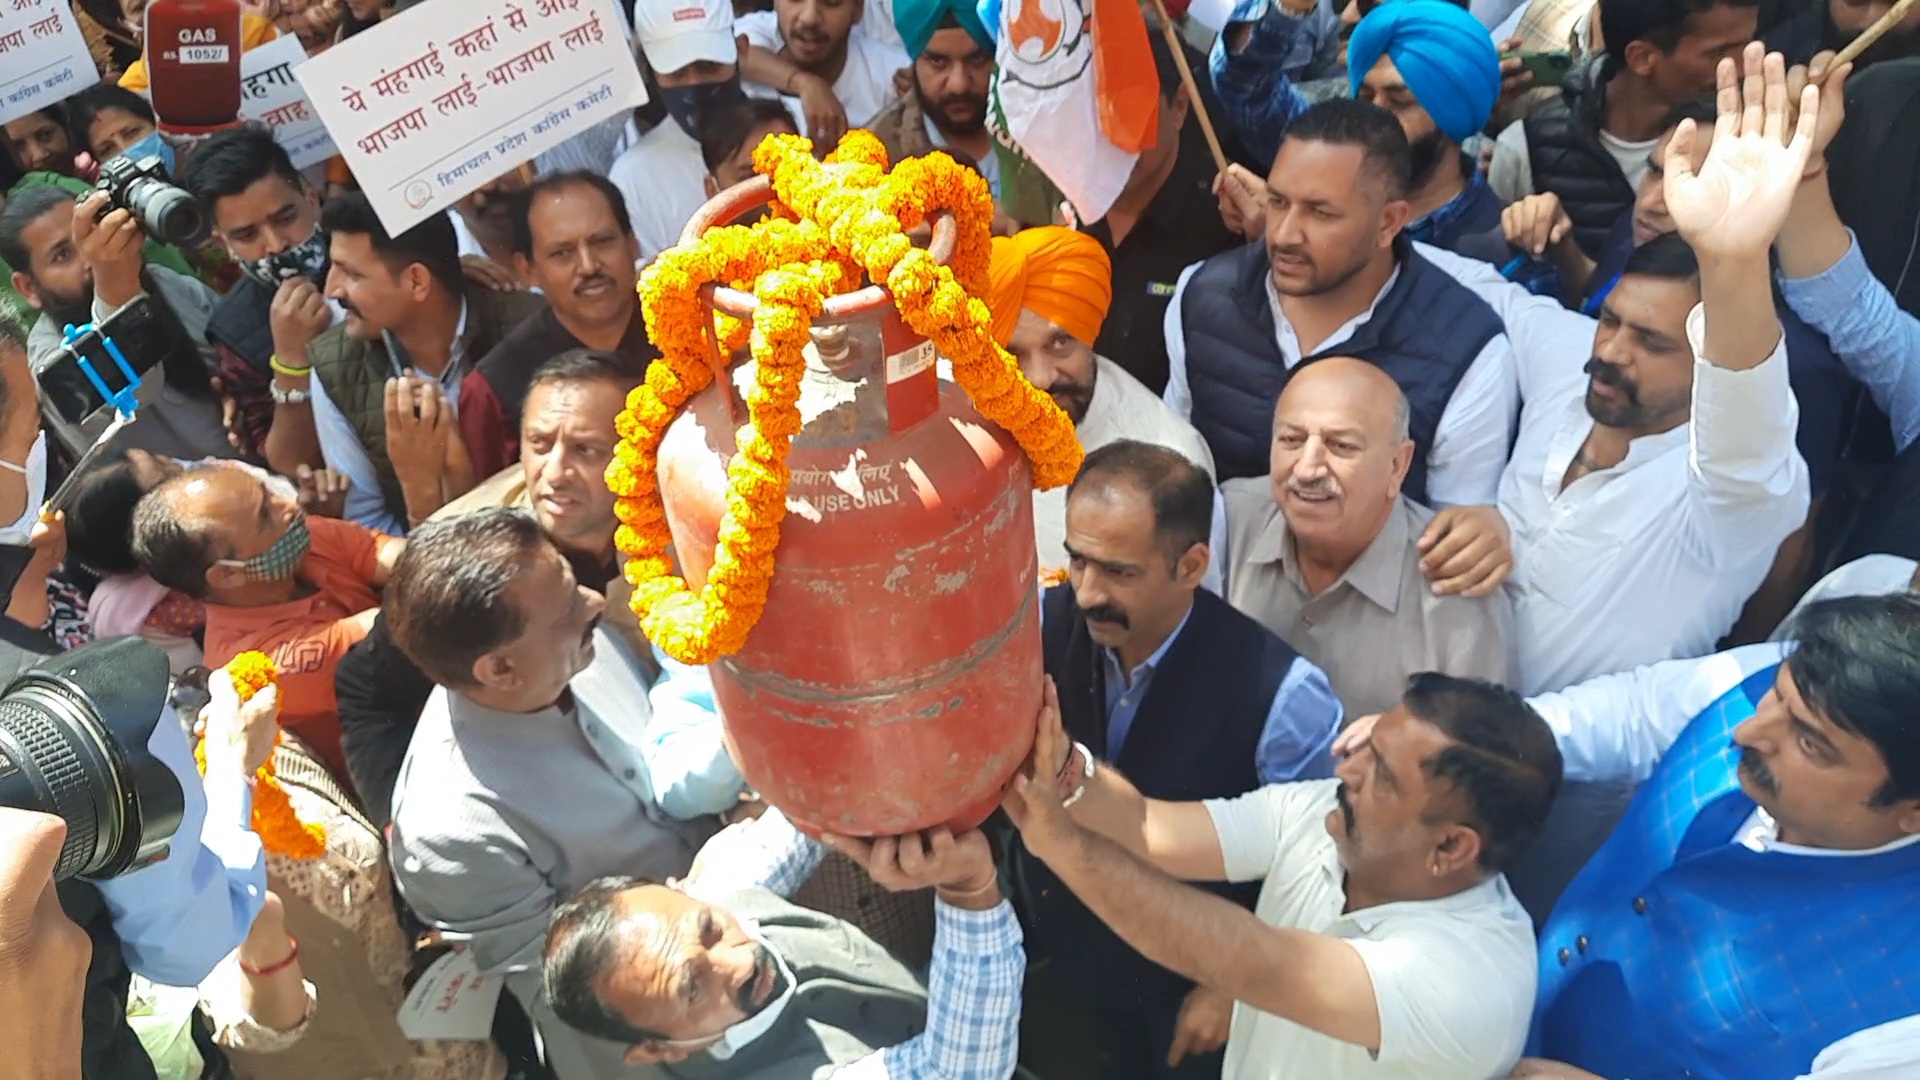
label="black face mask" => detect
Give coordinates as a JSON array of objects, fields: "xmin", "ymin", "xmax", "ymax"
[{"xmin": 659, "ymin": 77, "xmax": 748, "ymax": 140}]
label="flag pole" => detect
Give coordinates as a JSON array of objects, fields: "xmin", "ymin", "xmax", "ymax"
[
  {"xmin": 1146, "ymin": 0, "xmax": 1232, "ymax": 177},
  {"xmin": 1828, "ymin": 0, "xmax": 1918, "ymax": 70}
]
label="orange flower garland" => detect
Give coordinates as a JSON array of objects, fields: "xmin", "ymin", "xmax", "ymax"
[
  {"xmin": 610, "ymin": 131, "xmax": 1083, "ymax": 665},
  {"xmin": 194, "ymin": 652, "xmax": 326, "ymax": 860}
]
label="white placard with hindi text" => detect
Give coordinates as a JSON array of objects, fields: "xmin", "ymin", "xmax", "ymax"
[
  {"xmin": 0, "ymin": 0, "xmax": 96, "ymax": 127},
  {"xmin": 396, "ymin": 949, "xmax": 503, "ymax": 1041},
  {"xmin": 239, "ymin": 34, "xmax": 336, "ymax": 170},
  {"xmin": 294, "ymin": 0, "xmax": 646, "ymax": 234}
]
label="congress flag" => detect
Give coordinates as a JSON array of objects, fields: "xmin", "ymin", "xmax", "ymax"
[{"xmin": 983, "ymin": 0, "xmax": 1161, "ymax": 224}]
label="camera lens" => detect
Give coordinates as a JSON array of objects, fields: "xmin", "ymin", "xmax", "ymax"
[
  {"xmin": 0, "ymin": 639, "xmax": 182, "ymax": 881},
  {"xmin": 124, "ymin": 178, "xmax": 209, "ymax": 248}
]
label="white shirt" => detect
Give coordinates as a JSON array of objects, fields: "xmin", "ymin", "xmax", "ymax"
[
  {"xmin": 855, "ymin": 0, "xmax": 903, "ymax": 49},
  {"xmin": 608, "ymin": 120, "xmax": 715, "ymax": 264},
  {"xmin": 1488, "ymin": 118, "xmax": 1658, "ymax": 204},
  {"xmin": 1773, "ymin": 554, "xmax": 1918, "ymax": 640},
  {"xmin": 1523, "ymin": 640, "xmax": 1920, "ymax": 1078},
  {"xmin": 1161, "ymin": 258, "xmax": 1519, "ymax": 508},
  {"xmin": 736, "ymin": 11, "xmax": 911, "ymax": 128},
  {"xmin": 1420, "ymin": 243, "xmax": 1810, "ymax": 694},
  {"xmin": 309, "ymin": 300, "xmax": 470, "ymax": 537},
  {"xmin": 1202, "ymin": 779, "xmax": 1537, "ymax": 1079},
  {"xmin": 1034, "ymin": 354, "xmax": 1223, "ymax": 585}
]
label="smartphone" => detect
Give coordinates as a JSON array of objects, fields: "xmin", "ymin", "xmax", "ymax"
[{"xmin": 1510, "ymin": 51, "xmax": 1575, "ymax": 88}]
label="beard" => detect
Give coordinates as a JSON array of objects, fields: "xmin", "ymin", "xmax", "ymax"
[
  {"xmin": 1050, "ymin": 379, "xmax": 1093, "ymax": 425},
  {"xmin": 38, "ymin": 284, "xmax": 94, "ymax": 333},
  {"xmin": 914, "ymin": 82, "xmax": 987, "ymax": 139},
  {"xmin": 1407, "ymin": 128, "xmax": 1449, "ymax": 192},
  {"xmin": 1583, "ymin": 356, "xmax": 1654, "ymax": 427}
]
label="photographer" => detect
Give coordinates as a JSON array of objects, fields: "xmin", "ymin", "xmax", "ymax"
[
  {"xmin": 0, "ymin": 184, "xmax": 235, "ymax": 464},
  {"xmin": 0, "ymin": 631, "xmax": 273, "ymax": 1079}
]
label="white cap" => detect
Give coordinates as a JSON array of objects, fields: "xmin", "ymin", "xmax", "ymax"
[{"xmin": 633, "ymin": 0, "xmax": 738, "ymax": 75}]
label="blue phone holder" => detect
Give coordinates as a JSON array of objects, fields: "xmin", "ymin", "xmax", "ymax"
[{"xmin": 60, "ymin": 321, "xmax": 142, "ymax": 421}]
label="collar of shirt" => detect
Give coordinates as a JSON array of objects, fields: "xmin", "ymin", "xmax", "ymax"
[
  {"xmin": 1734, "ymin": 808, "xmax": 1920, "ymax": 858},
  {"xmin": 1404, "ymin": 162, "xmax": 1492, "ymax": 245},
  {"xmin": 1245, "ymin": 496, "xmax": 1412, "ymax": 613},
  {"xmin": 1537, "ymin": 394, "xmax": 1690, "ymax": 501},
  {"xmin": 1100, "ymin": 598, "xmax": 1195, "ymax": 695},
  {"xmin": 1263, "ymin": 263, "xmax": 1403, "ymax": 363},
  {"xmin": 380, "ymin": 297, "xmax": 472, "ymax": 390}
]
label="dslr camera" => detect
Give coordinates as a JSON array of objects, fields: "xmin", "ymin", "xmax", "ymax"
[
  {"xmin": 95, "ymin": 153, "xmax": 209, "ymax": 248},
  {"xmin": 0, "ymin": 639, "xmax": 185, "ymax": 881}
]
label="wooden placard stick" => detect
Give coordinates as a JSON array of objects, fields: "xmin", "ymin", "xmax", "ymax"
[{"xmin": 1827, "ymin": 0, "xmax": 1919, "ymax": 72}]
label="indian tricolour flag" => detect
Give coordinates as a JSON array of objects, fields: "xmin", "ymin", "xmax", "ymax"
[{"xmin": 981, "ymin": 0, "xmax": 1160, "ymax": 225}]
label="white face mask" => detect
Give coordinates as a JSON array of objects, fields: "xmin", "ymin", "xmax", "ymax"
[
  {"xmin": 0, "ymin": 432, "xmax": 49, "ymax": 545},
  {"xmin": 654, "ymin": 919, "xmax": 798, "ymax": 1062}
]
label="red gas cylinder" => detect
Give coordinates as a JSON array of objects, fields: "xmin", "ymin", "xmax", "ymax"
[
  {"xmin": 144, "ymin": 0, "xmax": 244, "ymax": 135},
  {"xmin": 655, "ymin": 179, "xmax": 1042, "ymax": 838}
]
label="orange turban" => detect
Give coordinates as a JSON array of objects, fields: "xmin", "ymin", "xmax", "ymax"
[{"xmin": 986, "ymin": 227, "xmax": 1114, "ymax": 348}]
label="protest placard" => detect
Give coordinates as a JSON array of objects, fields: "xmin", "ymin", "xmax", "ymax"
[
  {"xmin": 238, "ymin": 34, "xmax": 336, "ymax": 170},
  {"xmin": 0, "ymin": 0, "xmax": 97, "ymax": 126},
  {"xmin": 294, "ymin": 0, "xmax": 645, "ymax": 234}
]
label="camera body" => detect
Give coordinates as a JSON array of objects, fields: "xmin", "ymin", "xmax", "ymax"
[
  {"xmin": 0, "ymin": 638, "xmax": 183, "ymax": 881},
  {"xmin": 94, "ymin": 153, "xmax": 209, "ymax": 248}
]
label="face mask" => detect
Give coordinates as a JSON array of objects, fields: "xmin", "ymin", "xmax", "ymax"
[
  {"xmin": 239, "ymin": 227, "xmax": 331, "ymax": 288},
  {"xmin": 217, "ymin": 514, "xmax": 312, "ymax": 582},
  {"xmin": 665, "ymin": 919, "xmax": 796, "ymax": 1061},
  {"xmin": 116, "ymin": 129, "xmax": 176, "ymax": 176},
  {"xmin": 659, "ymin": 77, "xmax": 747, "ymax": 140}
]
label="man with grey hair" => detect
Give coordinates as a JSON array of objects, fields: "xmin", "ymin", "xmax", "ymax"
[{"xmin": 1221, "ymin": 357, "xmax": 1516, "ymax": 718}]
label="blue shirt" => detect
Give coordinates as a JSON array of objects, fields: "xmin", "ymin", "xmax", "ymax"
[
  {"xmin": 1096, "ymin": 600, "xmax": 1343, "ymax": 783},
  {"xmin": 1778, "ymin": 231, "xmax": 1920, "ymax": 455},
  {"xmin": 95, "ymin": 707, "xmax": 267, "ymax": 987}
]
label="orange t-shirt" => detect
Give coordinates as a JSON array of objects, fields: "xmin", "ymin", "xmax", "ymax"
[{"xmin": 203, "ymin": 516, "xmax": 386, "ymax": 781}]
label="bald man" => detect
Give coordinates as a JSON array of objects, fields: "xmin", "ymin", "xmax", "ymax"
[
  {"xmin": 988, "ymin": 227, "xmax": 1220, "ymax": 587},
  {"xmin": 1221, "ymin": 357, "xmax": 1515, "ymax": 718}
]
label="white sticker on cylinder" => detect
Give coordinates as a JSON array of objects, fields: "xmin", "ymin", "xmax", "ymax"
[{"xmin": 886, "ymin": 339, "xmax": 936, "ymax": 384}]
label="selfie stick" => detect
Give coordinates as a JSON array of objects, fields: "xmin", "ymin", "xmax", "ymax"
[{"xmin": 58, "ymin": 320, "xmax": 142, "ymax": 422}]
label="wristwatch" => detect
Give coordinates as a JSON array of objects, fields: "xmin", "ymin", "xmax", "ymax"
[
  {"xmin": 1060, "ymin": 741, "xmax": 1096, "ymax": 808},
  {"xmin": 270, "ymin": 384, "xmax": 312, "ymax": 406}
]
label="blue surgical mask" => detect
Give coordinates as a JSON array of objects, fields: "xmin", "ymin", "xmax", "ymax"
[{"xmin": 117, "ymin": 130, "xmax": 177, "ymax": 176}]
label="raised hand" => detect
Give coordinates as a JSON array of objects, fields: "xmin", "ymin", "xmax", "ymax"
[{"xmin": 1664, "ymin": 42, "xmax": 1820, "ymax": 261}]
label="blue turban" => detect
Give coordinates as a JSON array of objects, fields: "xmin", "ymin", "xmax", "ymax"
[
  {"xmin": 1346, "ymin": 0, "xmax": 1502, "ymax": 144},
  {"xmin": 896, "ymin": 0, "xmax": 993, "ymax": 58}
]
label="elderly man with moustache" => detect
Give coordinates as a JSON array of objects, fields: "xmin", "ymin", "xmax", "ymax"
[
  {"xmin": 1223, "ymin": 357, "xmax": 1516, "ymax": 719},
  {"xmin": 986, "ymin": 227, "xmax": 1218, "ymax": 588}
]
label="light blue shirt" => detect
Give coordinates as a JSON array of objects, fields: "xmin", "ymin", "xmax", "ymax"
[
  {"xmin": 1777, "ymin": 231, "xmax": 1920, "ymax": 454},
  {"xmin": 309, "ymin": 300, "xmax": 472, "ymax": 536},
  {"xmin": 1091, "ymin": 599, "xmax": 1344, "ymax": 783},
  {"xmin": 95, "ymin": 707, "xmax": 267, "ymax": 986}
]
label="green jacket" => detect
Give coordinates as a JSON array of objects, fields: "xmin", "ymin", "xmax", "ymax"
[{"xmin": 310, "ymin": 285, "xmax": 547, "ymax": 525}]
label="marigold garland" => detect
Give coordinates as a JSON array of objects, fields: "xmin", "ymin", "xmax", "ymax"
[
  {"xmin": 612, "ymin": 130, "xmax": 1083, "ymax": 665},
  {"xmin": 194, "ymin": 651, "xmax": 326, "ymax": 860}
]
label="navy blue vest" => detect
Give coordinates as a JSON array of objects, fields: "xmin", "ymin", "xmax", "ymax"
[
  {"xmin": 1533, "ymin": 664, "xmax": 1920, "ymax": 1079},
  {"xmin": 1013, "ymin": 586, "xmax": 1296, "ymax": 1016},
  {"xmin": 1179, "ymin": 239, "xmax": 1505, "ymax": 497}
]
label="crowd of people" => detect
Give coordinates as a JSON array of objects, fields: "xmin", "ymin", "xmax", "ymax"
[{"xmin": 1, "ymin": 0, "xmax": 1918, "ymax": 1078}]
